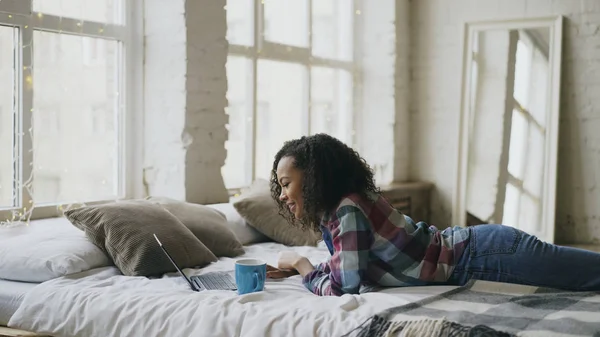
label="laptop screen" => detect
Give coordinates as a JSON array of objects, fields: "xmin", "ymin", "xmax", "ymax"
[{"xmin": 153, "ymin": 234, "xmax": 198, "ymax": 291}]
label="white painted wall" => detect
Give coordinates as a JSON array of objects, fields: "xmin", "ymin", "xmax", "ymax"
[{"xmin": 410, "ymin": 0, "xmax": 600, "ymax": 243}]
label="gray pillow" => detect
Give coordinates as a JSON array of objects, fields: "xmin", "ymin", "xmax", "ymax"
[
  {"xmin": 64, "ymin": 201, "xmax": 217, "ymax": 277},
  {"xmin": 233, "ymin": 179, "xmax": 321, "ymax": 246},
  {"xmin": 146, "ymin": 197, "xmax": 245, "ymax": 257}
]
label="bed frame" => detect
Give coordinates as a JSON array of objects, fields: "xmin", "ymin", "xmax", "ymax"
[{"xmin": 0, "ymin": 326, "xmax": 48, "ymax": 337}]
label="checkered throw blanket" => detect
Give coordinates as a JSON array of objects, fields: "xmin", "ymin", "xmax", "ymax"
[{"xmin": 345, "ymin": 280, "xmax": 600, "ymax": 337}]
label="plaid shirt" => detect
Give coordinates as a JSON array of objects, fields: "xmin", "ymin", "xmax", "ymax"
[{"xmin": 302, "ymin": 193, "xmax": 470, "ymax": 296}]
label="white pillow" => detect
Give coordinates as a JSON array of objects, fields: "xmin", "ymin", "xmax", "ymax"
[
  {"xmin": 206, "ymin": 203, "xmax": 270, "ymax": 245},
  {"xmin": 0, "ymin": 217, "xmax": 112, "ymax": 282}
]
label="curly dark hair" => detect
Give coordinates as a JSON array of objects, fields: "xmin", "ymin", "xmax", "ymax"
[{"xmin": 270, "ymin": 133, "xmax": 381, "ymax": 232}]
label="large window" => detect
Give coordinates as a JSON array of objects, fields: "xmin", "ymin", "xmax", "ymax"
[
  {"xmin": 0, "ymin": 1, "xmax": 139, "ymax": 223},
  {"xmin": 222, "ymin": 0, "xmax": 356, "ymax": 189}
]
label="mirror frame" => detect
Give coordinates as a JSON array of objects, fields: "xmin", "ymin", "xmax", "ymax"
[{"xmin": 452, "ymin": 16, "xmax": 563, "ymax": 243}]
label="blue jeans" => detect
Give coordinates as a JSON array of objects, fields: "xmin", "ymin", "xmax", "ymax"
[{"xmin": 449, "ymin": 224, "xmax": 600, "ymax": 291}]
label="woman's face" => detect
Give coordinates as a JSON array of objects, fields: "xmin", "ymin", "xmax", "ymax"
[{"xmin": 276, "ymin": 156, "xmax": 304, "ymax": 219}]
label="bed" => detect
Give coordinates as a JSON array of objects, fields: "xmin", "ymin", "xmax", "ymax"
[
  {"xmin": 6, "ymin": 242, "xmax": 457, "ymax": 337},
  {"xmin": 0, "ymin": 214, "xmax": 111, "ymax": 333},
  {"xmin": 0, "ymin": 279, "xmax": 38, "ymax": 327},
  {"xmin": 3, "ymin": 191, "xmax": 600, "ymax": 337}
]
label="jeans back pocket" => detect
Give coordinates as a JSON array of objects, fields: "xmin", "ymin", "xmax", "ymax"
[{"xmin": 470, "ymin": 224, "xmax": 522, "ymax": 258}]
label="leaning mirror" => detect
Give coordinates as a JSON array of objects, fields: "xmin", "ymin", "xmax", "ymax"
[{"xmin": 453, "ymin": 16, "xmax": 563, "ymax": 244}]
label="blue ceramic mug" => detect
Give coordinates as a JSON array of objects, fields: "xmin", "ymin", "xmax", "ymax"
[{"xmin": 235, "ymin": 258, "xmax": 266, "ymax": 295}]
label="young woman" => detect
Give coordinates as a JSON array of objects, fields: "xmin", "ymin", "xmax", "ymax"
[{"xmin": 266, "ymin": 133, "xmax": 600, "ymax": 297}]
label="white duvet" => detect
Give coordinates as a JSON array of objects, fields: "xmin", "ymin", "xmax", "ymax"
[{"xmin": 8, "ymin": 243, "xmax": 456, "ymax": 337}]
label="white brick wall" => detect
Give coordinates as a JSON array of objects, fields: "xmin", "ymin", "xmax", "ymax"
[
  {"xmin": 143, "ymin": 0, "xmax": 229, "ymax": 204},
  {"xmin": 358, "ymin": 0, "xmax": 397, "ymax": 185},
  {"xmin": 358, "ymin": 0, "xmax": 411, "ymax": 185},
  {"xmin": 410, "ymin": 0, "xmax": 600, "ymax": 243},
  {"xmin": 143, "ymin": 0, "xmax": 187, "ymax": 199}
]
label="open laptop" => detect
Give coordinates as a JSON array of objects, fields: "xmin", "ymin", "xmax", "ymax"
[{"xmin": 153, "ymin": 234, "xmax": 237, "ymax": 292}]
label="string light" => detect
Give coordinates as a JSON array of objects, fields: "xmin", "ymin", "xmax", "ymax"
[{"xmin": 1, "ymin": 12, "xmax": 113, "ymax": 227}]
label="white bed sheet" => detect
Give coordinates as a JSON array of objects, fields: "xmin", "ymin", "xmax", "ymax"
[
  {"xmin": 0, "ymin": 279, "xmax": 38, "ymax": 326},
  {"xmin": 9, "ymin": 242, "xmax": 457, "ymax": 337}
]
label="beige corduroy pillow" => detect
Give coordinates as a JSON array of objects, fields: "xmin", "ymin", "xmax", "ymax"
[
  {"xmin": 65, "ymin": 201, "xmax": 217, "ymax": 277},
  {"xmin": 146, "ymin": 196, "xmax": 245, "ymax": 257},
  {"xmin": 233, "ymin": 179, "xmax": 321, "ymax": 246}
]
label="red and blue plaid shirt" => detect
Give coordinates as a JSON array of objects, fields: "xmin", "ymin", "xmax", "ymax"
[{"xmin": 302, "ymin": 192, "xmax": 470, "ymax": 296}]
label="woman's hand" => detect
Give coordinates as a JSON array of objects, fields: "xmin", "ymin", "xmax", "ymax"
[
  {"xmin": 277, "ymin": 251, "xmax": 303, "ymax": 270},
  {"xmin": 264, "ymin": 251, "xmax": 303, "ymax": 279},
  {"xmin": 266, "ymin": 265, "xmax": 299, "ymax": 279},
  {"xmin": 276, "ymin": 251, "xmax": 315, "ymax": 277}
]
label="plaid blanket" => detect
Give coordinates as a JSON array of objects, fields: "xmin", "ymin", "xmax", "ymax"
[{"xmin": 345, "ymin": 280, "xmax": 600, "ymax": 337}]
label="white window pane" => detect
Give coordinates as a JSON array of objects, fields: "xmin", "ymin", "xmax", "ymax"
[
  {"xmin": 0, "ymin": 26, "xmax": 17, "ymax": 208},
  {"xmin": 502, "ymin": 183, "xmax": 520, "ymax": 227},
  {"xmin": 507, "ymin": 110, "xmax": 527, "ymax": 179},
  {"xmin": 310, "ymin": 67, "xmax": 352, "ymax": 144},
  {"xmin": 264, "ymin": 0, "xmax": 309, "ymax": 47},
  {"xmin": 223, "ymin": 56, "xmax": 253, "ymax": 189},
  {"xmin": 528, "ymin": 48, "xmax": 549, "ymax": 127},
  {"xmin": 522, "ymin": 126, "xmax": 545, "ymax": 198},
  {"xmin": 513, "ymin": 39, "xmax": 531, "ymax": 108},
  {"xmin": 226, "ymin": 0, "xmax": 253, "ymax": 46},
  {"xmin": 518, "ymin": 194, "xmax": 540, "ymax": 235},
  {"xmin": 255, "ymin": 60, "xmax": 307, "ymax": 180},
  {"xmin": 311, "ymin": 0, "xmax": 353, "ymax": 60},
  {"xmin": 33, "ymin": 0, "xmax": 122, "ymax": 24},
  {"xmin": 33, "ymin": 31, "xmax": 120, "ymax": 204}
]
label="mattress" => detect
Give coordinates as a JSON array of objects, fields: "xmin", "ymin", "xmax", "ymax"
[
  {"xmin": 8, "ymin": 242, "xmax": 458, "ymax": 337},
  {"xmin": 0, "ymin": 279, "xmax": 38, "ymax": 326}
]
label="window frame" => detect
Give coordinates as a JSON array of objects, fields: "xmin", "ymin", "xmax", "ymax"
[
  {"xmin": 504, "ymin": 103, "xmax": 542, "ymax": 221},
  {"xmin": 0, "ymin": 0, "xmax": 143, "ymax": 222},
  {"xmin": 226, "ymin": 0, "xmax": 359, "ymax": 191}
]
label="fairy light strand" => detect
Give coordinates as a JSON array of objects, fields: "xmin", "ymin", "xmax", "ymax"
[{"xmin": 1, "ymin": 13, "xmax": 111, "ymax": 227}]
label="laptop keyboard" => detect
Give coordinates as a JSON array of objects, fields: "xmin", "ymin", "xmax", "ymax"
[{"xmin": 194, "ymin": 272, "xmax": 237, "ymax": 290}]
